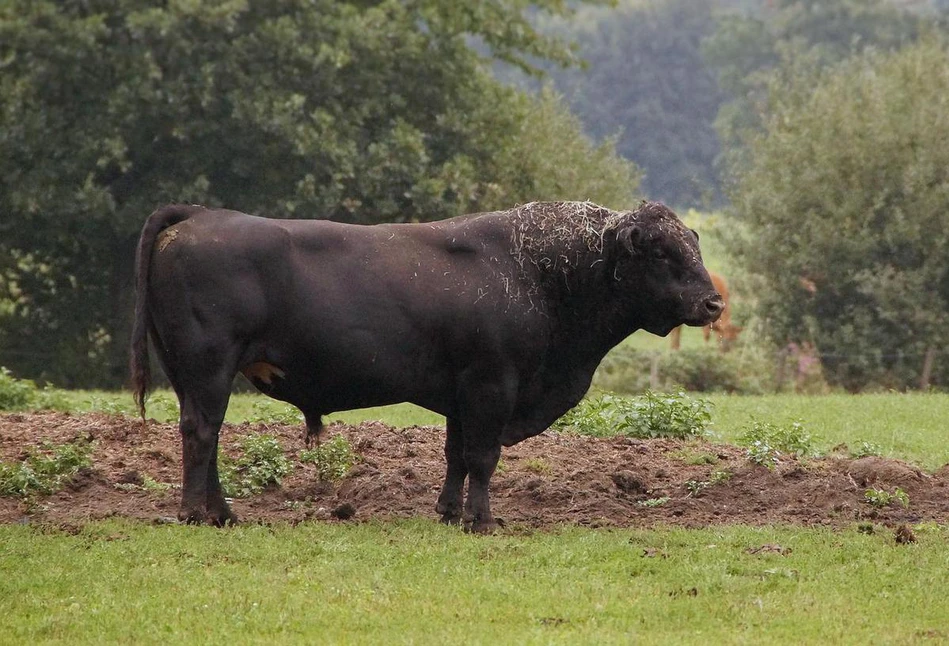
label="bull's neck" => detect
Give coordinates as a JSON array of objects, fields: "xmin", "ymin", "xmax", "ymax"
[{"xmin": 548, "ymin": 272, "xmax": 643, "ymax": 365}]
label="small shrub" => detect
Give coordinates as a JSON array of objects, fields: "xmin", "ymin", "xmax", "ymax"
[
  {"xmin": 32, "ymin": 386, "xmax": 70, "ymax": 411},
  {"xmin": 709, "ymin": 468, "xmax": 732, "ymax": 485},
  {"xmin": 299, "ymin": 434, "xmax": 356, "ymax": 482},
  {"xmin": 637, "ymin": 496, "xmax": 670, "ymax": 508},
  {"xmin": 0, "ymin": 367, "xmax": 37, "ymax": 411},
  {"xmin": 864, "ymin": 487, "xmax": 909, "ymax": 508},
  {"xmin": 737, "ymin": 420, "xmax": 814, "ymax": 469},
  {"xmin": 591, "ymin": 349, "xmax": 655, "ymax": 394},
  {"xmin": 592, "ymin": 346, "xmax": 774, "ymax": 395},
  {"xmin": 684, "ymin": 479, "xmax": 709, "ymax": 497},
  {"xmin": 663, "ymin": 349, "xmax": 745, "ymax": 393},
  {"xmin": 554, "ymin": 391, "xmax": 712, "ymax": 439},
  {"xmin": 250, "ymin": 401, "xmax": 304, "ymax": 425},
  {"xmin": 146, "ymin": 394, "xmax": 180, "ymax": 422},
  {"xmin": 220, "ymin": 434, "xmax": 292, "ymax": 498},
  {"xmin": 851, "ymin": 441, "xmax": 883, "ymax": 459},
  {"xmin": 0, "ymin": 439, "xmax": 93, "ymax": 497}
]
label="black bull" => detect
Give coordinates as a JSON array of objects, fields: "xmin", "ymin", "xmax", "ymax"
[{"xmin": 130, "ymin": 201, "xmax": 723, "ymax": 531}]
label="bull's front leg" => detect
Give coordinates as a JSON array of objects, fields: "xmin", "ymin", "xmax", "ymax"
[
  {"xmin": 462, "ymin": 430, "xmax": 502, "ymax": 534},
  {"xmin": 435, "ymin": 417, "xmax": 466, "ymax": 525},
  {"xmin": 452, "ymin": 367, "xmax": 515, "ymax": 534}
]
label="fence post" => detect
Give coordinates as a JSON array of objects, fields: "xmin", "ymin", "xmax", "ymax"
[{"xmin": 920, "ymin": 347, "xmax": 936, "ymax": 390}]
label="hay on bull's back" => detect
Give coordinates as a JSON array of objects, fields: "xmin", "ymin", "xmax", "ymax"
[{"xmin": 508, "ymin": 201, "xmax": 627, "ymax": 273}]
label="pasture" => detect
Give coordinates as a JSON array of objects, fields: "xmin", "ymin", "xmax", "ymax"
[
  {"xmin": 1, "ymin": 391, "xmax": 949, "ymax": 643},
  {"xmin": 2, "ymin": 520, "xmax": 948, "ymax": 644}
]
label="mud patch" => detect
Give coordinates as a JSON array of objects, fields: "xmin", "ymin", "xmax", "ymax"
[{"xmin": 2, "ymin": 411, "xmax": 949, "ymax": 529}]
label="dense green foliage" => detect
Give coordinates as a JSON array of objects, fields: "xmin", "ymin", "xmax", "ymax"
[
  {"xmin": 554, "ymin": 391, "xmax": 712, "ymax": 439},
  {"xmin": 736, "ymin": 419, "xmax": 814, "ymax": 468},
  {"xmin": 594, "ymin": 346, "xmax": 775, "ymax": 394},
  {"xmin": 219, "ymin": 434, "xmax": 292, "ymax": 498},
  {"xmin": 0, "ymin": 366, "xmax": 35, "ymax": 410},
  {"xmin": 0, "ymin": 439, "xmax": 93, "ymax": 498},
  {"xmin": 727, "ymin": 39, "xmax": 949, "ymax": 390},
  {"xmin": 0, "ymin": 0, "xmax": 637, "ymax": 387},
  {"xmin": 299, "ymin": 434, "xmax": 357, "ymax": 482}
]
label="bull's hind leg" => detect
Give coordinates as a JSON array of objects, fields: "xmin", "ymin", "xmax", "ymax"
[
  {"xmin": 177, "ymin": 371, "xmax": 235, "ymax": 526},
  {"xmin": 435, "ymin": 418, "xmax": 466, "ymax": 525}
]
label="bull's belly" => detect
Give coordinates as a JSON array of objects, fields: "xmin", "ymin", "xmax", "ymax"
[{"xmin": 241, "ymin": 355, "xmax": 454, "ymax": 418}]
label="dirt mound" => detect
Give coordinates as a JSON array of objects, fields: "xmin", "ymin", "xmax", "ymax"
[{"xmin": 2, "ymin": 411, "xmax": 949, "ymax": 529}]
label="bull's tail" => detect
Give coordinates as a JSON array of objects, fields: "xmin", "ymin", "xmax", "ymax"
[{"xmin": 129, "ymin": 204, "xmax": 204, "ymax": 419}]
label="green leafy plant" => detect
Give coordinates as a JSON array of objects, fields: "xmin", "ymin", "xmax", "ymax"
[
  {"xmin": 0, "ymin": 367, "xmax": 36, "ymax": 411},
  {"xmin": 146, "ymin": 394, "xmax": 180, "ymax": 422},
  {"xmin": 684, "ymin": 479, "xmax": 709, "ymax": 497},
  {"xmin": 737, "ymin": 420, "xmax": 814, "ymax": 469},
  {"xmin": 637, "ymin": 496, "xmax": 670, "ymax": 508},
  {"xmin": 851, "ymin": 441, "xmax": 884, "ymax": 459},
  {"xmin": 299, "ymin": 434, "xmax": 356, "ymax": 483},
  {"xmin": 0, "ymin": 439, "xmax": 93, "ymax": 497},
  {"xmin": 250, "ymin": 401, "xmax": 304, "ymax": 425},
  {"xmin": 219, "ymin": 434, "xmax": 292, "ymax": 498},
  {"xmin": 864, "ymin": 487, "xmax": 909, "ymax": 509},
  {"xmin": 554, "ymin": 391, "xmax": 712, "ymax": 439},
  {"xmin": 709, "ymin": 469, "xmax": 732, "ymax": 485}
]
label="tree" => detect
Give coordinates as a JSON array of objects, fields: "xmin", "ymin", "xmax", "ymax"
[
  {"xmin": 705, "ymin": 0, "xmax": 938, "ymax": 179},
  {"xmin": 727, "ymin": 39, "xmax": 949, "ymax": 390},
  {"xmin": 0, "ymin": 0, "xmax": 638, "ymax": 387},
  {"xmin": 521, "ymin": 0, "xmax": 727, "ymax": 208}
]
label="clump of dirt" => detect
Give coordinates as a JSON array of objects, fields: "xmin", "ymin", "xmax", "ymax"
[{"xmin": 2, "ymin": 411, "xmax": 949, "ymax": 529}]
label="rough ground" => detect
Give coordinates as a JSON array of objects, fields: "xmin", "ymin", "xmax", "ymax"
[{"xmin": 2, "ymin": 411, "xmax": 948, "ymax": 529}]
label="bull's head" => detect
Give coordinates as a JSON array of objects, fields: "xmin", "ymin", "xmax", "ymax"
[{"xmin": 610, "ymin": 202, "xmax": 723, "ymax": 336}]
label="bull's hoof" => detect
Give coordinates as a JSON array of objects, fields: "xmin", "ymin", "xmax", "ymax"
[
  {"xmin": 177, "ymin": 506, "xmax": 238, "ymax": 527},
  {"xmin": 439, "ymin": 512, "xmax": 463, "ymax": 526},
  {"xmin": 435, "ymin": 499, "xmax": 463, "ymax": 525},
  {"xmin": 177, "ymin": 508, "xmax": 206, "ymax": 525},
  {"xmin": 208, "ymin": 509, "xmax": 238, "ymax": 527},
  {"xmin": 464, "ymin": 517, "xmax": 505, "ymax": 535}
]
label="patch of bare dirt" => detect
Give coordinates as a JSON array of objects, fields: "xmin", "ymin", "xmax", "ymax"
[{"xmin": 2, "ymin": 411, "xmax": 949, "ymax": 529}]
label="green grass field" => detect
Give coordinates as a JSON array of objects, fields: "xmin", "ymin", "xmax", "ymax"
[{"xmin": 1, "ymin": 519, "xmax": 947, "ymax": 644}]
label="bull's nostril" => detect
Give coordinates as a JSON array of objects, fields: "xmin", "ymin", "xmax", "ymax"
[{"xmin": 706, "ymin": 296, "xmax": 725, "ymax": 316}]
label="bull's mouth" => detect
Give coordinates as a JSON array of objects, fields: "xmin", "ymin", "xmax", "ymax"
[
  {"xmin": 681, "ymin": 314, "xmax": 717, "ymax": 328},
  {"xmin": 678, "ymin": 293, "xmax": 725, "ymax": 328}
]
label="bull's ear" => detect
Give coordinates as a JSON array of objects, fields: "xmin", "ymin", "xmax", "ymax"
[{"xmin": 616, "ymin": 223, "xmax": 645, "ymax": 254}]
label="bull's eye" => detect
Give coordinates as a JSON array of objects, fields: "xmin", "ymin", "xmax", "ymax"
[{"xmin": 652, "ymin": 248, "xmax": 667, "ymax": 261}]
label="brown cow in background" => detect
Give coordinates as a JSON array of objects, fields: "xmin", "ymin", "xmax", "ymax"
[{"xmin": 670, "ymin": 271, "xmax": 741, "ymax": 351}]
